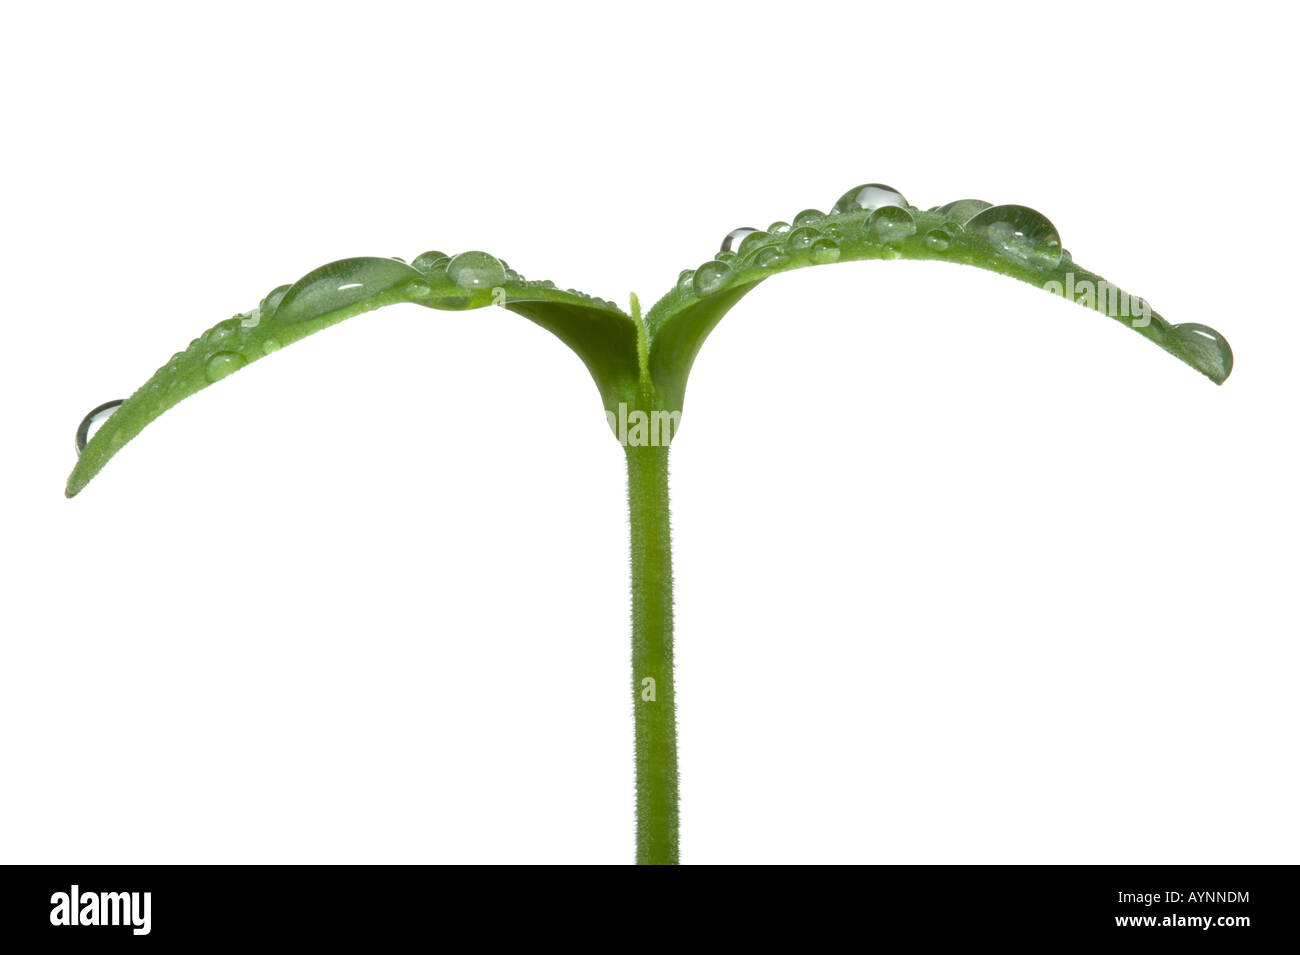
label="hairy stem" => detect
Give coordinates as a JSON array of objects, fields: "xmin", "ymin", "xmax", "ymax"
[{"xmin": 626, "ymin": 441, "xmax": 678, "ymax": 864}]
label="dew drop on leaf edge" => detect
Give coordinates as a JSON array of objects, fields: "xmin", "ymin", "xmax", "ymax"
[
  {"xmin": 867, "ymin": 205, "xmax": 917, "ymax": 241},
  {"xmin": 720, "ymin": 227, "xmax": 760, "ymax": 253},
  {"xmin": 964, "ymin": 205, "xmax": 1062, "ymax": 266},
  {"xmin": 446, "ymin": 251, "xmax": 507, "ymax": 289},
  {"xmin": 831, "ymin": 183, "xmax": 908, "ymax": 215},
  {"xmin": 204, "ymin": 351, "xmax": 247, "ymax": 383},
  {"xmin": 693, "ymin": 260, "xmax": 731, "ymax": 295}
]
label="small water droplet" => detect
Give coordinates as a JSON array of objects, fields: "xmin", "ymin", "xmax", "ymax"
[
  {"xmin": 677, "ymin": 269, "xmax": 696, "ymax": 293},
  {"xmin": 1170, "ymin": 323, "xmax": 1233, "ymax": 382},
  {"xmin": 767, "ymin": 221, "xmax": 791, "ymax": 235},
  {"xmin": 868, "ymin": 206, "xmax": 917, "ymax": 241},
  {"xmin": 721, "ymin": 227, "xmax": 760, "ymax": 253},
  {"xmin": 964, "ymin": 205, "xmax": 1061, "ymax": 266},
  {"xmin": 207, "ymin": 319, "xmax": 240, "ymax": 341},
  {"xmin": 880, "ymin": 246, "xmax": 903, "ymax": 260},
  {"xmin": 693, "ymin": 261, "xmax": 731, "ymax": 294},
  {"xmin": 715, "ymin": 250, "xmax": 738, "ymax": 263},
  {"xmin": 832, "ymin": 183, "xmax": 908, "ymax": 215},
  {"xmin": 793, "ymin": 208, "xmax": 825, "ymax": 226},
  {"xmin": 75, "ymin": 399, "xmax": 125, "ymax": 454},
  {"xmin": 262, "ymin": 339, "xmax": 281, "ymax": 356},
  {"xmin": 924, "ymin": 228, "xmax": 953, "ymax": 252},
  {"xmin": 810, "ymin": 237, "xmax": 841, "ymax": 263},
  {"xmin": 412, "ymin": 250, "xmax": 449, "ymax": 272},
  {"xmin": 936, "ymin": 199, "xmax": 991, "ymax": 225},
  {"xmin": 276, "ymin": 258, "xmax": 425, "ymax": 325},
  {"xmin": 405, "ymin": 280, "xmax": 434, "ymax": 299},
  {"xmin": 787, "ymin": 226, "xmax": 821, "ymax": 250},
  {"xmin": 446, "ymin": 251, "xmax": 507, "ymax": 289},
  {"xmin": 752, "ymin": 246, "xmax": 787, "ymax": 268},
  {"xmin": 204, "ymin": 351, "xmax": 247, "ymax": 383}
]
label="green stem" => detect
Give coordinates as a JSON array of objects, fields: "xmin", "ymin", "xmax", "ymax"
[{"xmin": 626, "ymin": 441, "xmax": 678, "ymax": 864}]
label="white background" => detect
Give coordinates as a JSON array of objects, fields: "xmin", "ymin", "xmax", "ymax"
[{"xmin": 2, "ymin": 1, "xmax": 1295, "ymax": 864}]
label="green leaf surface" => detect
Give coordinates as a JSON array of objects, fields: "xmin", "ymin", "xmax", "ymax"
[
  {"xmin": 644, "ymin": 186, "xmax": 1232, "ymax": 412},
  {"xmin": 66, "ymin": 252, "xmax": 637, "ymax": 496}
]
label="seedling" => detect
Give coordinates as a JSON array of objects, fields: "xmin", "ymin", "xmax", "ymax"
[{"xmin": 67, "ymin": 184, "xmax": 1233, "ymax": 864}]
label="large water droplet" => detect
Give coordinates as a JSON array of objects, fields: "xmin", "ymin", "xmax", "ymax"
[
  {"xmin": 205, "ymin": 351, "xmax": 247, "ymax": 383},
  {"xmin": 677, "ymin": 269, "xmax": 696, "ymax": 293},
  {"xmin": 832, "ymin": 183, "xmax": 908, "ymax": 215},
  {"xmin": 964, "ymin": 205, "xmax": 1062, "ymax": 266},
  {"xmin": 259, "ymin": 284, "xmax": 291, "ymax": 320},
  {"xmin": 276, "ymin": 258, "xmax": 424, "ymax": 325},
  {"xmin": 793, "ymin": 208, "xmax": 826, "ymax": 226},
  {"xmin": 693, "ymin": 261, "xmax": 731, "ymax": 295},
  {"xmin": 1170, "ymin": 323, "xmax": 1233, "ymax": 382},
  {"xmin": 936, "ymin": 199, "xmax": 991, "ymax": 225},
  {"xmin": 721, "ymin": 227, "xmax": 760, "ymax": 253},
  {"xmin": 412, "ymin": 250, "xmax": 449, "ymax": 272},
  {"xmin": 868, "ymin": 205, "xmax": 917, "ymax": 241},
  {"xmin": 767, "ymin": 220, "xmax": 791, "ymax": 235},
  {"xmin": 75, "ymin": 399, "xmax": 124, "ymax": 455},
  {"xmin": 446, "ymin": 251, "xmax": 507, "ymax": 289}
]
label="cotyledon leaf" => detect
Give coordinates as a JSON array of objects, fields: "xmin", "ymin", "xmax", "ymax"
[
  {"xmin": 66, "ymin": 251, "xmax": 640, "ymax": 497},
  {"xmin": 69, "ymin": 184, "xmax": 1234, "ymax": 497},
  {"xmin": 643, "ymin": 184, "xmax": 1233, "ymax": 413}
]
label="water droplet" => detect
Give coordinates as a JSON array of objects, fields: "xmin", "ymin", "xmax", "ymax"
[
  {"xmin": 206, "ymin": 318, "xmax": 240, "ymax": 341},
  {"xmin": 75, "ymin": 399, "xmax": 124, "ymax": 454},
  {"xmin": 412, "ymin": 250, "xmax": 449, "ymax": 272},
  {"xmin": 832, "ymin": 183, "xmax": 908, "ymax": 215},
  {"xmin": 787, "ymin": 226, "xmax": 821, "ymax": 250},
  {"xmin": 964, "ymin": 205, "xmax": 1062, "ymax": 266},
  {"xmin": 446, "ymin": 251, "xmax": 507, "ymax": 289},
  {"xmin": 793, "ymin": 208, "xmax": 825, "ymax": 226},
  {"xmin": 693, "ymin": 260, "xmax": 731, "ymax": 295},
  {"xmin": 751, "ymin": 246, "xmax": 787, "ymax": 268},
  {"xmin": 677, "ymin": 269, "xmax": 695, "ymax": 293},
  {"xmin": 924, "ymin": 228, "xmax": 953, "ymax": 252},
  {"xmin": 262, "ymin": 339, "xmax": 281, "ymax": 356},
  {"xmin": 936, "ymin": 199, "xmax": 991, "ymax": 225},
  {"xmin": 715, "ymin": 250, "xmax": 738, "ymax": 263},
  {"xmin": 810, "ymin": 237, "xmax": 841, "ymax": 263},
  {"xmin": 767, "ymin": 220, "xmax": 791, "ymax": 235},
  {"xmin": 405, "ymin": 280, "xmax": 434, "ymax": 299},
  {"xmin": 738, "ymin": 231, "xmax": 771, "ymax": 257},
  {"xmin": 721, "ymin": 227, "xmax": 760, "ymax": 253},
  {"xmin": 260, "ymin": 285, "xmax": 290, "ymax": 318},
  {"xmin": 276, "ymin": 258, "xmax": 424, "ymax": 325},
  {"xmin": 204, "ymin": 351, "xmax": 247, "ymax": 383},
  {"xmin": 1170, "ymin": 323, "xmax": 1233, "ymax": 382},
  {"xmin": 880, "ymin": 246, "xmax": 903, "ymax": 260},
  {"xmin": 868, "ymin": 206, "xmax": 917, "ymax": 241}
]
